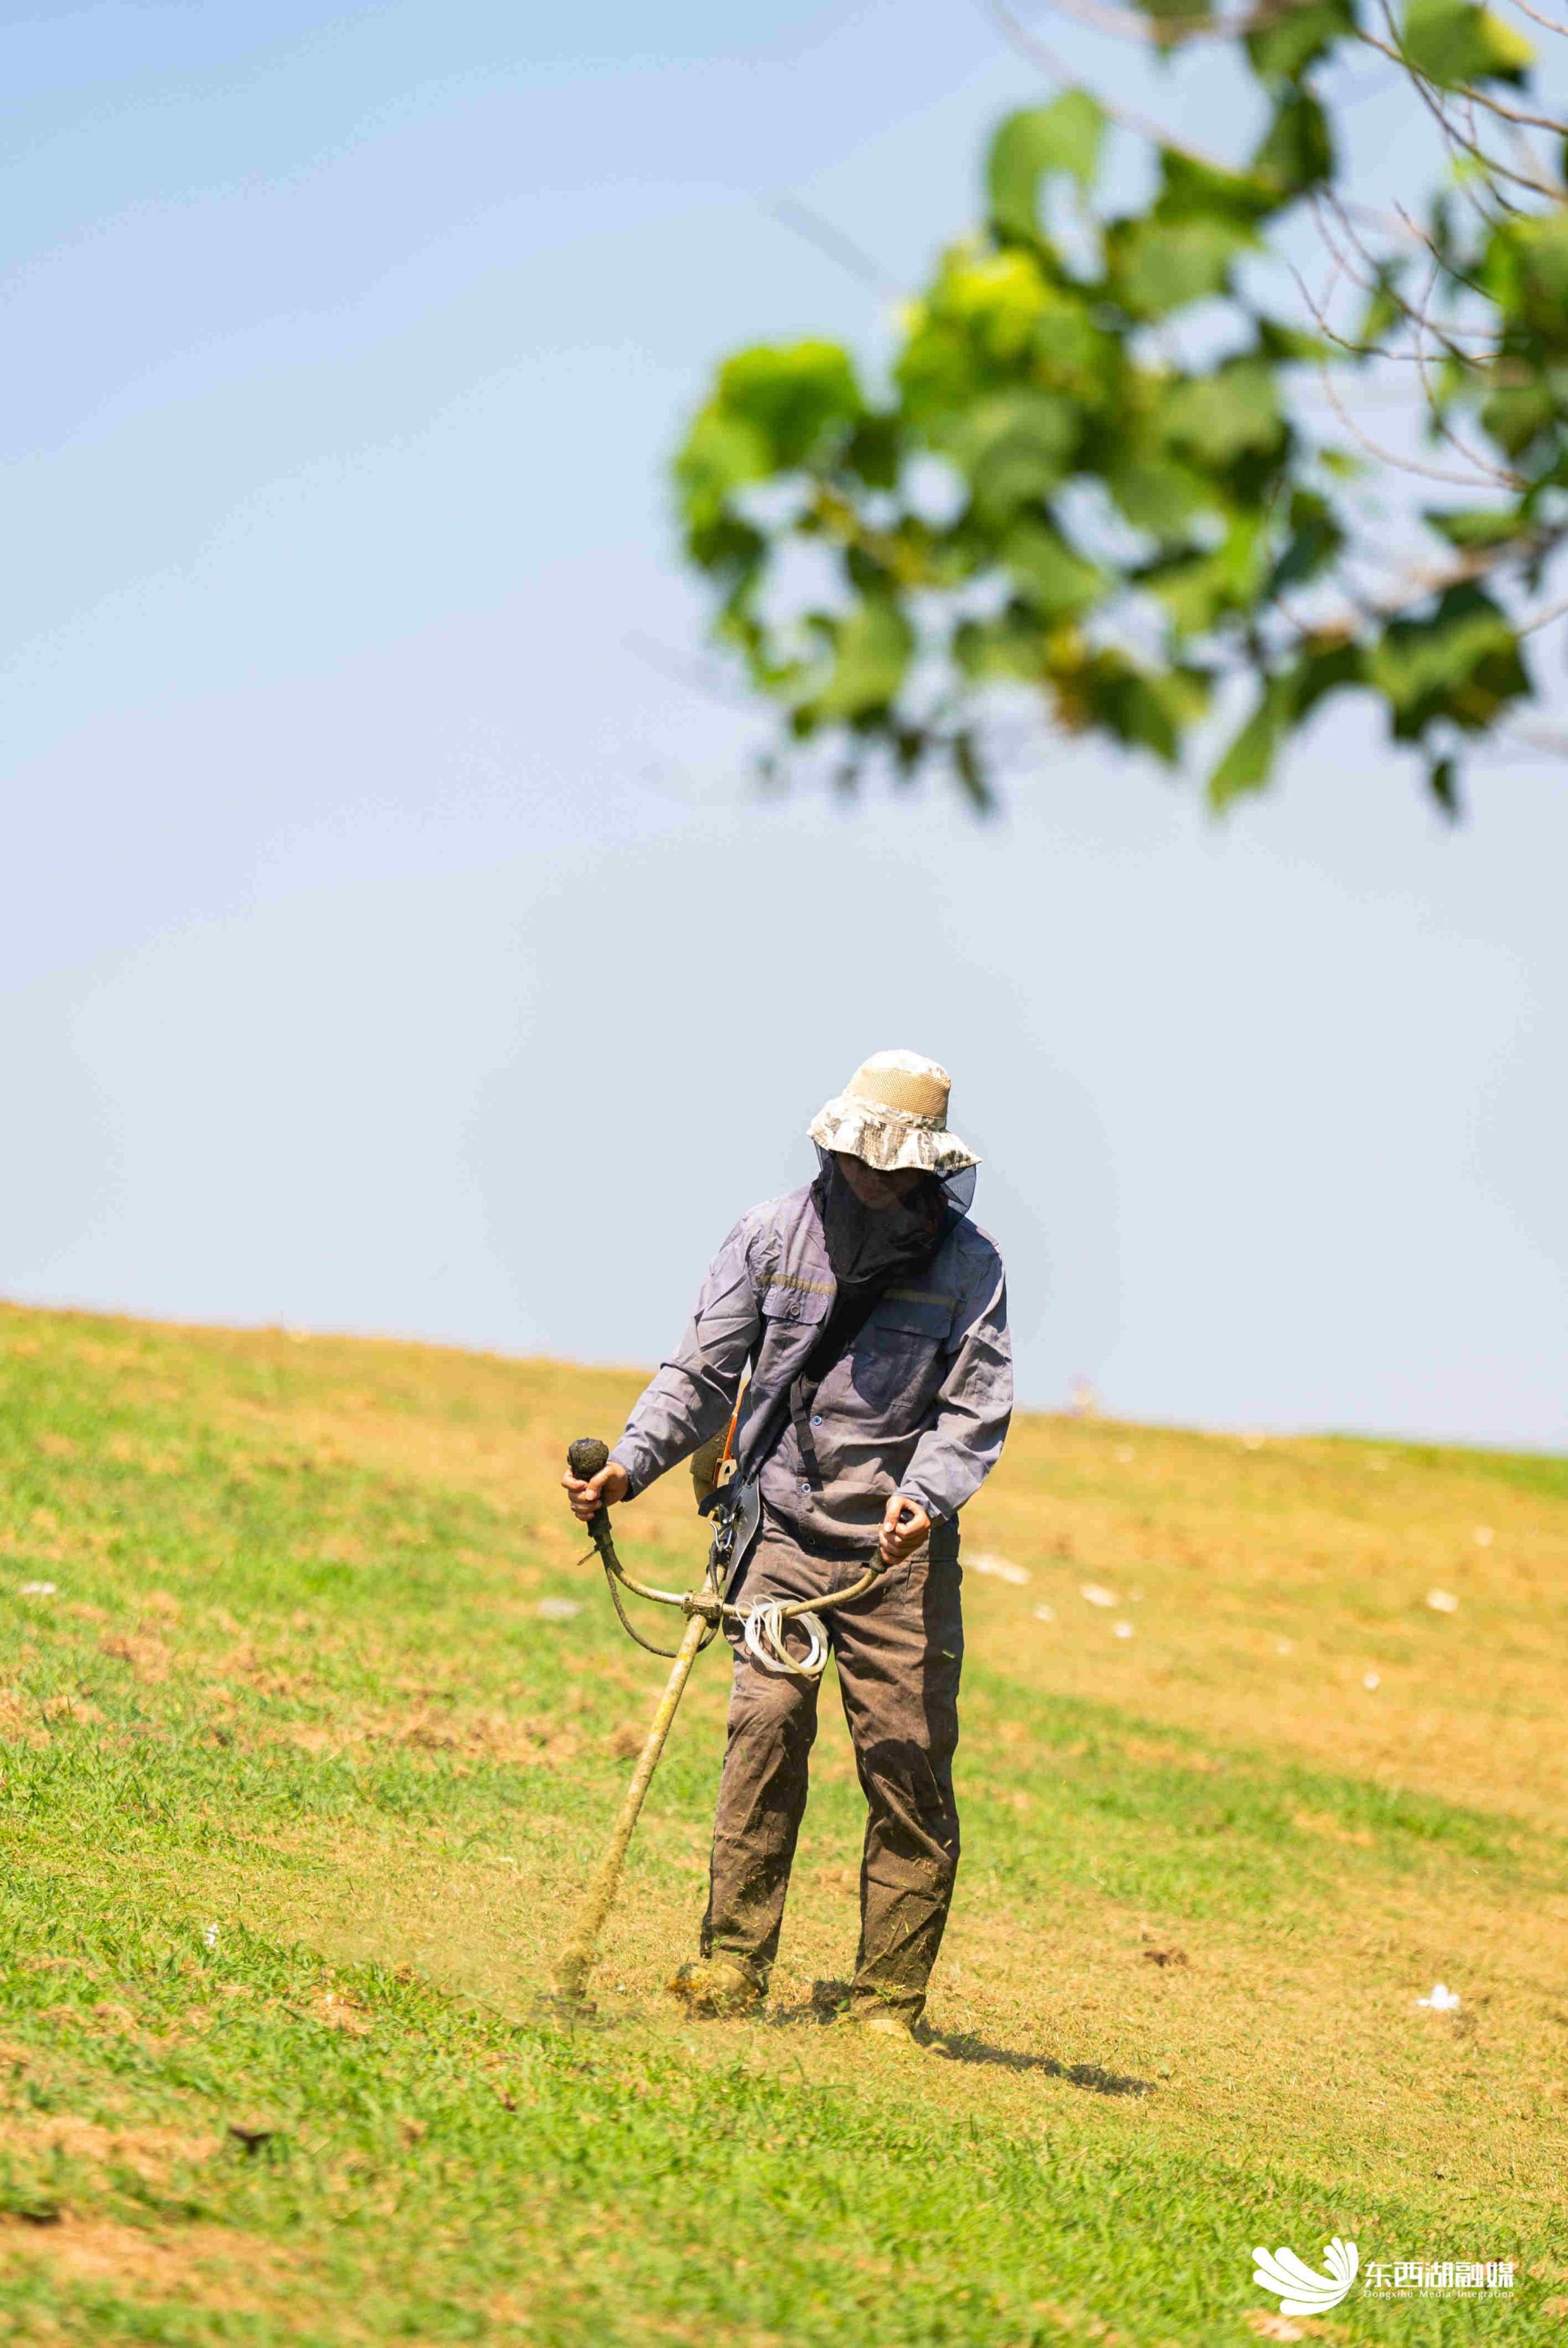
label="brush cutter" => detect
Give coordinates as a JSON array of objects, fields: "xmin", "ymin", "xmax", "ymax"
[{"xmin": 549, "ymin": 1435, "xmax": 884, "ymax": 2007}]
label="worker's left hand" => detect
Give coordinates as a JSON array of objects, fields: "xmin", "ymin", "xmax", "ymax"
[{"xmin": 879, "ymin": 1494, "xmax": 930, "ymax": 1567}]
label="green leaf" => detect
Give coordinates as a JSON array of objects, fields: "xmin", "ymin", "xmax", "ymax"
[
  {"xmin": 1252, "ymin": 91, "xmax": 1334, "ymax": 198},
  {"xmin": 1103, "ymin": 450, "xmax": 1214, "ymax": 539},
  {"xmin": 674, "ymin": 403, "xmax": 773, "ymax": 534},
  {"xmin": 944, "ymin": 390, "xmax": 1080, "ymax": 523},
  {"xmin": 1209, "ymin": 675, "xmax": 1294, "ymax": 806},
  {"xmin": 1494, "ymin": 212, "xmax": 1568, "ymax": 350},
  {"xmin": 1268, "ymin": 490, "xmax": 1344, "ymax": 593},
  {"xmin": 684, "ymin": 510, "xmax": 768, "ymax": 590},
  {"xmin": 1135, "ymin": 0, "xmax": 1213, "ymax": 51},
  {"xmin": 810, "ymin": 599, "xmax": 914, "ymax": 722},
  {"xmin": 1067, "ymin": 652, "xmax": 1210, "ymax": 763},
  {"xmin": 845, "ymin": 412, "xmax": 904, "ymax": 492},
  {"xmin": 951, "ymin": 732, "xmax": 996, "ymax": 812},
  {"xmin": 1368, "ymin": 584, "xmax": 1530, "ymax": 739},
  {"xmin": 1400, "ymin": 0, "xmax": 1534, "ymax": 87},
  {"xmin": 1428, "ymin": 755, "xmax": 1462, "ymax": 817},
  {"xmin": 1107, "ymin": 216, "xmax": 1251, "ymax": 318},
  {"xmin": 1160, "ymin": 360, "xmax": 1285, "ymax": 466},
  {"xmin": 1291, "ymin": 635, "xmax": 1365, "ymax": 717},
  {"xmin": 953, "ymin": 606, "xmax": 1051, "ymax": 684},
  {"xmin": 1206, "ymin": 639, "xmax": 1364, "ymax": 804},
  {"xmin": 712, "ymin": 341, "xmax": 865, "ymax": 470},
  {"xmin": 1143, "ymin": 551, "xmax": 1236, "ymax": 635},
  {"xmin": 1479, "ymin": 374, "xmax": 1557, "ymax": 458},
  {"xmin": 1424, "ymin": 506, "xmax": 1522, "ymax": 548},
  {"xmin": 1254, "ymin": 315, "xmax": 1336, "ymax": 363},
  {"xmin": 1144, "ymin": 512, "xmax": 1269, "ymax": 635},
  {"xmin": 895, "ymin": 249, "xmax": 1056, "ymax": 418},
  {"xmin": 1156, "ymin": 149, "xmax": 1281, "ymax": 228},
  {"xmin": 1003, "ymin": 519, "xmax": 1107, "ymax": 620},
  {"xmin": 1245, "ymin": 0, "xmax": 1356, "ymax": 82},
  {"xmin": 987, "ymin": 95, "xmax": 1106, "ymax": 241}
]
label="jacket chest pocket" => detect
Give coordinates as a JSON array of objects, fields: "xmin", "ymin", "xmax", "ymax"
[
  {"xmin": 758, "ymin": 1282, "xmax": 830, "ymax": 1360},
  {"xmin": 849, "ymin": 1296, "xmax": 953, "ymax": 1412}
]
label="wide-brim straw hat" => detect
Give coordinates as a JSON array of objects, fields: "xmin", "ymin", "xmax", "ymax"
[{"xmin": 808, "ymin": 1049, "xmax": 980, "ymax": 1176}]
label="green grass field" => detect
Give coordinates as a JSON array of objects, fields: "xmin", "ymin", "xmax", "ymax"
[{"xmin": 0, "ymin": 1300, "xmax": 1563, "ymax": 2344}]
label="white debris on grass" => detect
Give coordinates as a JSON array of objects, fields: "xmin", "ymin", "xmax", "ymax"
[
  {"xmin": 18, "ymin": 1581, "xmax": 56, "ymax": 1598},
  {"xmin": 1032, "ymin": 1604, "xmax": 1057, "ymax": 1624},
  {"xmin": 1363, "ymin": 1670, "xmax": 1381, "ymax": 1691},
  {"xmin": 1427, "ymin": 1588, "xmax": 1459, "ymax": 1614},
  {"xmin": 969, "ymin": 1553, "xmax": 1029, "ymax": 1586},
  {"xmin": 1080, "ymin": 1583, "xmax": 1119, "ymax": 1608},
  {"xmin": 1112, "ymin": 1620, "xmax": 1134, "ymax": 1640},
  {"xmin": 1275, "ymin": 1638, "xmax": 1294, "ymax": 1656},
  {"xmin": 203, "ymin": 1923, "xmax": 220, "ymax": 1951},
  {"xmin": 1473, "ymin": 1526, "xmax": 1494, "ymax": 1548},
  {"xmin": 537, "ymin": 1597, "xmax": 582, "ymax": 1621},
  {"xmin": 1416, "ymin": 1982, "xmax": 1461, "ymax": 2012}
]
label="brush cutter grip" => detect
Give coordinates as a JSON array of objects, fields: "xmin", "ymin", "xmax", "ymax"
[{"xmin": 566, "ymin": 1435, "xmax": 618, "ymax": 1555}]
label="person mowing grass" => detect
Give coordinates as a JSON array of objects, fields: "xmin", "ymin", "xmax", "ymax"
[{"xmin": 563, "ymin": 1051, "xmax": 1013, "ymax": 2039}]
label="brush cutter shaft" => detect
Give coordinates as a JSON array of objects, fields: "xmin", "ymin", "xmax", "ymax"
[{"xmin": 550, "ymin": 1603, "xmax": 709, "ymax": 2003}]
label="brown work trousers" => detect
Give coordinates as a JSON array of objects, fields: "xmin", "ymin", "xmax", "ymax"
[{"xmin": 700, "ymin": 1504, "xmax": 963, "ymax": 2021}]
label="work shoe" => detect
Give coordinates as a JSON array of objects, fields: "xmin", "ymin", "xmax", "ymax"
[
  {"xmin": 843, "ymin": 2006, "xmax": 926, "ymax": 2049},
  {"xmin": 666, "ymin": 1958, "xmax": 763, "ymax": 2018}
]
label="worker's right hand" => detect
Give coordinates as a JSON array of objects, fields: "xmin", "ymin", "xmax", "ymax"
[{"xmin": 562, "ymin": 1459, "xmax": 630, "ymax": 1524}]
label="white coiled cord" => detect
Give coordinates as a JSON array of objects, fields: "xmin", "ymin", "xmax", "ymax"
[{"xmin": 742, "ymin": 1598, "xmax": 829, "ymax": 1681}]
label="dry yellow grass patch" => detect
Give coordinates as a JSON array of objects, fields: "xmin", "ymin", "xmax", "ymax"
[
  {"xmin": 959, "ymin": 1415, "xmax": 1566, "ymax": 1826},
  {"xmin": 0, "ymin": 2213, "xmax": 307, "ymax": 2320},
  {"xmin": 177, "ymin": 1325, "xmax": 1560, "ymax": 1830},
  {"xmin": 0, "ymin": 2111, "xmax": 220, "ymax": 2185}
]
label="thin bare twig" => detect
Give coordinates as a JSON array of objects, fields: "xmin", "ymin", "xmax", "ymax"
[
  {"xmin": 1429, "ymin": 91, "xmax": 1526, "ymax": 221},
  {"xmin": 1496, "ymin": 0, "xmax": 1568, "ymax": 40},
  {"xmin": 1409, "ymin": 256, "xmax": 1525, "ymax": 484},
  {"xmin": 1314, "ymin": 345, "xmax": 1521, "ymax": 483},
  {"xmin": 1384, "ymin": 198, "xmax": 1497, "ymax": 312},
  {"xmin": 765, "ymin": 198, "xmax": 899, "ymax": 294},
  {"xmin": 1361, "ymin": 25, "xmax": 1559, "ymax": 201},
  {"xmin": 1518, "ymin": 584, "xmax": 1568, "ymax": 632},
  {"xmin": 623, "ymin": 632, "xmax": 759, "ymax": 711},
  {"xmin": 980, "ymin": 0, "xmax": 1259, "ymax": 172},
  {"xmin": 1501, "ymin": 715, "xmax": 1568, "ymax": 751},
  {"xmin": 1364, "ymin": 5, "xmax": 1568, "ymax": 142},
  {"xmin": 1312, "ymin": 194, "xmax": 1502, "ymax": 371}
]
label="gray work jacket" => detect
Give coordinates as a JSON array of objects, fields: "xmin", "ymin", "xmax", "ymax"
[{"xmin": 610, "ymin": 1183, "xmax": 1012, "ymax": 1545}]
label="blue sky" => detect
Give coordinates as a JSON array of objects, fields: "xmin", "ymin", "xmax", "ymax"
[{"xmin": 2, "ymin": 1, "xmax": 1563, "ymax": 1447}]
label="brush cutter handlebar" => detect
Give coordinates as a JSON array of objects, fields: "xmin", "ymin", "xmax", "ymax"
[{"xmin": 567, "ymin": 1432, "xmax": 884, "ymax": 1678}]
